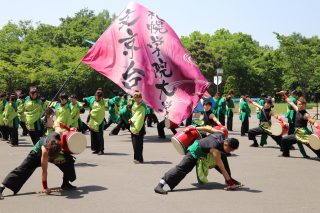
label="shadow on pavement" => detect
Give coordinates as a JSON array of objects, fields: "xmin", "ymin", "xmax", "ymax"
[
  {"xmin": 52, "ymin": 185, "xmax": 108, "ymax": 199},
  {"xmin": 75, "ymin": 162, "xmax": 98, "ymax": 167},
  {"xmin": 5, "ymin": 185, "xmax": 108, "ymax": 199},
  {"xmin": 143, "ymin": 135, "xmax": 171, "ymax": 143},
  {"xmin": 142, "ymin": 160, "xmax": 172, "ymax": 165},
  {"xmin": 172, "ymin": 182, "xmax": 262, "ymax": 193}
]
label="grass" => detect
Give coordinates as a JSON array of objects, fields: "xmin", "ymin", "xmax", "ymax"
[{"xmin": 233, "ymin": 102, "xmax": 317, "ymax": 115}]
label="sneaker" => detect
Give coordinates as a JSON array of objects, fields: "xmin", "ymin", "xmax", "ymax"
[
  {"xmin": 61, "ymin": 182, "xmax": 77, "ymax": 190},
  {"xmin": 250, "ymin": 143, "xmax": 259, "ymax": 147},
  {"xmin": 154, "ymin": 184, "xmax": 167, "ymax": 195},
  {"xmin": 97, "ymin": 151, "xmax": 104, "ymax": 155},
  {"xmin": 278, "ymin": 153, "xmax": 290, "ymax": 157},
  {"xmin": 133, "ymin": 160, "xmax": 140, "ymax": 164}
]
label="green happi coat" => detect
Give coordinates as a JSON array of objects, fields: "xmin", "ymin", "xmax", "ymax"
[
  {"xmin": 0, "ymin": 100, "xmax": 7, "ymax": 126},
  {"xmin": 108, "ymin": 105, "xmax": 119, "ymax": 123},
  {"xmin": 3, "ymin": 102, "xmax": 19, "ymax": 128},
  {"xmin": 257, "ymin": 99, "xmax": 265, "ymax": 120},
  {"xmin": 17, "ymin": 100, "xmax": 26, "ymax": 123},
  {"xmin": 285, "ymin": 96, "xmax": 297, "ymax": 124},
  {"xmin": 196, "ymin": 152, "xmax": 216, "ymax": 184},
  {"xmin": 85, "ymin": 96, "xmax": 107, "ymax": 132},
  {"xmin": 54, "ymin": 102, "xmax": 72, "ymax": 128},
  {"xmin": 217, "ymin": 97, "xmax": 226, "ymax": 120},
  {"xmin": 226, "ymin": 99, "xmax": 234, "ymax": 118},
  {"xmin": 119, "ymin": 98, "xmax": 127, "ymax": 110},
  {"xmin": 130, "ymin": 102, "xmax": 147, "ymax": 135},
  {"xmin": 24, "ymin": 96, "xmax": 43, "ymax": 131},
  {"xmin": 212, "ymin": 97, "xmax": 219, "ymax": 117},
  {"xmin": 239, "ymin": 101, "xmax": 251, "ymax": 122},
  {"xmin": 119, "ymin": 106, "xmax": 132, "ymax": 124},
  {"xmin": 69, "ymin": 101, "xmax": 83, "ymax": 129}
]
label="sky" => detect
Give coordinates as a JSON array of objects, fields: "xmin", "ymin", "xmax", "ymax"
[{"xmin": 0, "ymin": 0, "xmax": 319, "ymax": 47}]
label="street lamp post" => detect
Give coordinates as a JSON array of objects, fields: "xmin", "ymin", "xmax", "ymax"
[{"xmin": 215, "ymin": 68, "xmax": 223, "ymax": 93}]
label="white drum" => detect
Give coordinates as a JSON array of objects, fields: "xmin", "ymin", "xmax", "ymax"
[
  {"xmin": 61, "ymin": 131, "xmax": 87, "ymax": 154},
  {"xmin": 308, "ymin": 131, "xmax": 320, "ymax": 150}
]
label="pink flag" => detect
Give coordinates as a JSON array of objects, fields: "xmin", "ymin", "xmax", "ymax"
[{"xmin": 82, "ymin": 2, "xmax": 210, "ymax": 125}]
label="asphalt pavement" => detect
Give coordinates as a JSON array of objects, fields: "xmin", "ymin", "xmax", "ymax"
[{"xmin": 0, "ymin": 113, "xmax": 319, "ymax": 213}]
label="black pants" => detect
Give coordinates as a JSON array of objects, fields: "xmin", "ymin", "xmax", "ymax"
[
  {"xmin": 2, "ymin": 151, "xmax": 76, "ymax": 194},
  {"xmin": 9, "ymin": 127, "xmax": 18, "ymax": 145},
  {"xmin": 131, "ymin": 133, "xmax": 144, "ymax": 162},
  {"xmin": 162, "ymin": 152, "xmax": 232, "ymax": 190},
  {"xmin": 227, "ymin": 112, "xmax": 233, "ymax": 131},
  {"xmin": 288, "ymin": 123, "xmax": 295, "ymax": 135},
  {"xmin": 1, "ymin": 125, "xmax": 9, "ymax": 140},
  {"xmin": 29, "ymin": 130, "xmax": 43, "ymax": 145},
  {"xmin": 157, "ymin": 120, "xmax": 177, "ymax": 138},
  {"xmin": 110, "ymin": 119, "xmax": 130, "ymax": 135},
  {"xmin": 19, "ymin": 122, "xmax": 28, "ymax": 136},
  {"xmin": 104, "ymin": 119, "xmax": 113, "ymax": 130},
  {"xmin": 248, "ymin": 126, "xmax": 282, "ymax": 146},
  {"xmin": 281, "ymin": 135, "xmax": 320, "ymax": 157},
  {"xmin": 241, "ymin": 115, "xmax": 249, "ymax": 135},
  {"xmin": 219, "ymin": 112, "xmax": 225, "ymax": 126},
  {"xmin": 147, "ymin": 114, "xmax": 159, "ymax": 127},
  {"xmin": 185, "ymin": 115, "xmax": 193, "ymax": 126},
  {"xmin": 90, "ymin": 129, "xmax": 104, "ymax": 152}
]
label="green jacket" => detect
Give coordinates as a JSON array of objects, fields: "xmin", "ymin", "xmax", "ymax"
[
  {"xmin": 197, "ymin": 153, "xmax": 216, "ymax": 184},
  {"xmin": 69, "ymin": 101, "xmax": 83, "ymax": 129},
  {"xmin": 54, "ymin": 102, "xmax": 72, "ymax": 128},
  {"xmin": 24, "ymin": 96, "xmax": 43, "ymax": 131},
  {"xmin": 217, "ymin": 97, "xmax": 227, "ymax": 116},
  {"xmin": 130, "ymin": 102, "xmax": 146, "ymax": 135},
  {"xmin": 0, "ymin": 100, "xmax": 7, "ymax": 125},
  {"xmin": 17, "ymin": 100, "xmax": 26, "ymax": 122},
  {"xmin": 239, "ymin": 100, "xmax": 251, "ymax": 121},
  {"xmin": 257, "ymin": 99, "xmax": 265, "ymax": 119},
  {"xmin": 119, "ymin": 106, "xmax": 132, "ymax": 124},
  {"xmin": 3, "ymin": 102, "xmax": 19, "ymax": 128},
  {"xmin": 85, "ymin": 96, "xmax": 107, "ymax": 132},
  {"xmin": 226, "ymin": 99, "xmax": 234, "ymax": 117},
  {"xmin": 108, "ymin": 105, "xmax": 119, "ymax": 123},
  {"xmin": 285, "ymin": 96, "xmax": 297, "ymax": 124}
]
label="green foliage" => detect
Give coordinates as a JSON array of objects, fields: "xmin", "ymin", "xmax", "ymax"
[{"xmin": 0, "ymin": 8, "xmax": 320, "ymax": 102}]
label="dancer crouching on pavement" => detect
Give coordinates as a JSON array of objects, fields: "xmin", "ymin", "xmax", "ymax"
[
  {"xmin": 247, "ymin": 97, "xmax": 282, "ymax": 147},
  {"xmin": 279, "ymin": 91, "xmax": 320, "ymax": 158},
  {"xmin": 154, "ymin": 126, "xmax": 240, "ymax": 195},
  {"xmin": 0, "ymin": 131, "xmax": 77, "ymax": 200}
]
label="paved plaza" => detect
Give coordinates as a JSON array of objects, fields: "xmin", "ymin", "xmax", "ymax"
[{"xmin": 0, "ymin": 113, "xmax": 319, "ymax": 213}]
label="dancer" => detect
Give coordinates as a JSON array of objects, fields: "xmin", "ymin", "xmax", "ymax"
[
  {"xmin": 0, "ymin": 131, "xmax": 77, "ymax": 200},
  {"xmin": 279, "ymin": 91, "xmax": 320, "ymax": 158},
  {"xmin": 129, "ymin": 90, "xmax": 147, "ymax": 163},
  {"xmin": 247, "ymin": 98, "xmax": 282, "ymax": 147},
  {"xmin": 154, "ymin": 126, "xmax": 240, "ymax": 195}
]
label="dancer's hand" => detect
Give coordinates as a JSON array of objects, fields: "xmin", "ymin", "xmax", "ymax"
[
  {"xmin": 40, "ymin": 188, "xmax": 51, "ymax": 195},
  {"xmin": 184, "ymin": 126, "xmax": 196, "ymax": 133}
]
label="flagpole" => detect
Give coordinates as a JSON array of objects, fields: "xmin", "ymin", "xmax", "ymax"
[{"xmin": 50, "ymin": 61, "xmax": 82, "ymax": 103}]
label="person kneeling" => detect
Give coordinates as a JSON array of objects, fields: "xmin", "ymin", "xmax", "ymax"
[
  {"xmin": 0, "ymin": 132, "xmax": 76, "ymax": 200},
  {"xmin": 154, "ymin": 126, "xmax": 240, "ymax": 194}
]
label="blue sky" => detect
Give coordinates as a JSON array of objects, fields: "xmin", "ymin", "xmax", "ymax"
[{"xmin": 0, "ymin": 0, "xmax": 319, "ymax": 47}]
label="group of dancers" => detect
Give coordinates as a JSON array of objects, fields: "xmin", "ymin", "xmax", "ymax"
[{"xmin": 0, "ymin": 87, "xmax": 319, "ymax": 199}]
